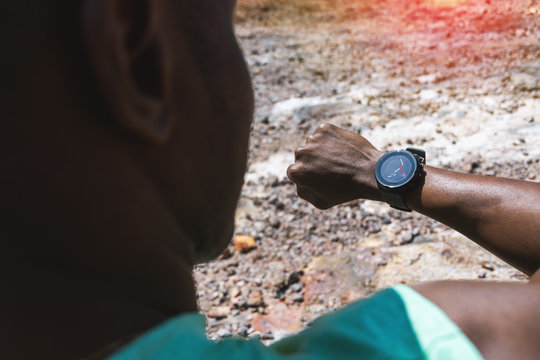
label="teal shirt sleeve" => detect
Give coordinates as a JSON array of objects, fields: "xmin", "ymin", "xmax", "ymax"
[{"xmin": 108, "ymin": 286, "xmax": 483, "ymax": 360}]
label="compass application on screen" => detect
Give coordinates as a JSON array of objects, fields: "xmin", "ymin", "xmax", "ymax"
[{"xmin": 380, "ymin": 155, "xmax": 414, "ymax": 184}]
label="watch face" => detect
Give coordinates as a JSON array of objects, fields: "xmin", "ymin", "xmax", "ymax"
[{"xmin": 375, "ymin": 151, "xmax": 418, "ymax": 188}]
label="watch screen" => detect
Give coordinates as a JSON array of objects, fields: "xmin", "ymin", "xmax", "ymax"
[{"xmin": 379, "ymin": 154, "xmax": 414, "ymax": 185}]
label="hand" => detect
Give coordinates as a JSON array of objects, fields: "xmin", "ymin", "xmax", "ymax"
[{"xmin": 287, "ymin": 123, "xmax": 384, "ymax": 209}]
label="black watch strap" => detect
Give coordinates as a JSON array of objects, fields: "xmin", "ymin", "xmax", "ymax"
[
  {"xmin": 380, "ymin": 190, "xmax": 411, "ymax": 212},
  {"xmin": 406, "ymin": 147, "xmax": 426, "ymax": 165}
]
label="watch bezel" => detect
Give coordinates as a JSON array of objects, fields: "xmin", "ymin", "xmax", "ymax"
[{"xmin": 375, "ymin": 150, "xmax": 419, "ymax": 189}]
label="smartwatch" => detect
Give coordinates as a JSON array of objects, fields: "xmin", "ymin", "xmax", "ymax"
[{"xmin": 374, "ymin": 147, "xmax": 426, "ymax": 212}]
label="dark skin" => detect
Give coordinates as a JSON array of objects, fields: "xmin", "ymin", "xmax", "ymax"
[
  {"xmin": 1, "ymin": 0, "xmax": 538, "ymax": 359},
  {"xmin": 1, "ymin": 0, "xmax": 251, "ymax": 358},
  {"xmin": 288, "ymin": 123, "xmax": 540, "ymax": 360}
]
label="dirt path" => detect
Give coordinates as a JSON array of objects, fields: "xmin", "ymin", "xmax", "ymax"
[{"xmin": 194, "ymin": 0, "xmax": 540, "ymax": 341}]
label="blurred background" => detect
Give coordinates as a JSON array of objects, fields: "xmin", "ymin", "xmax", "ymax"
[{"xmin": 194, "ymin": 0, "xmax": 540, "ymax": 341}]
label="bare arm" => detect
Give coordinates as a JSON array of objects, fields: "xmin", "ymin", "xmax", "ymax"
[
  {"xmin": 287, "ymin": 123, "xmax": 540, "ymax": 359},
  {"xmin": 408, "ymin": 170, "xmax": 540, "ymax": 358},
  {"xmin": 287, "ymin": 123, "xmax": 540, "ymax": 275},
  {"xmin": 406, "ymin": 166, "xmax": 540, "ymax": 275}
]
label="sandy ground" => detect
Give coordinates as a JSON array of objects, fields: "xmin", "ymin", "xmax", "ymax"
[{"xmin": 194, "ymin": 0, "xmax": 540, "ymax": 341}]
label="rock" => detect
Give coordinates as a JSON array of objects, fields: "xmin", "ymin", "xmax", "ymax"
[
  {"xmin": 247, "ymin": 290, "xmax": 264, "ymax": 307},
  {"xmin": 216, "ymin": 328, "xmax": 232, "ymax": 338},
  {"xmin": 303, "ymin": 252, "xmax": 374, "ymax": 307},
  {"xmin": 287, "ymin": 271, "xmax": 303, "ymax": 286},
  {"xmin": 288, "ymin": 282, "xmax": 304, "ymax": 293},
  {"xmin": 208, "ymin": 306, "xmax": 231, "ymax": 319},
  {"xmin": 287, "ymin": 292, "xmax": 304, "ymax": 303},
  {"xmin": 481, "ymin": 262, "xmax": 495, "ymax": 271},
  {"xmin": 230, "ymin": 287, "xmax": 241, "ymax": 299},
  {"xmin": 340, "ymin": 290, "xmax": 366, "ymax": 305},
  {"xmin": 398, "ymin": 230, "xmax": 414, "ymax": 245},
  {"xmin": 234, "ymin": 235, "xmax": 257, "ymax": 253},
  {"xmin": 218, "ymin": 247, "xmax": 234, "ymax": 260},
  {"xmin": 251, "ymin": 302, "xmax": 303, "ymax": 341},
  {"xmin": 238, "ymin": 326, "xmax": 249, "ymax": 337},
  {"xmin": 419, "ymin": 89, "xmax": 439, "ymax": 101},
  {"xmin": 417, "ymin": 74, "xmax": 437, "ymax": 83},
  {"xmin": 510, "ymin": 72, "xmax": 538, "ymax": 91},
  {"xmin": 412, "ymin": 235, "xmax": 434, "ymax": 244}
]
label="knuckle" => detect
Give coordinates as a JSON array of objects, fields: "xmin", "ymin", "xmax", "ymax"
[
  {"xmin": 310, "ymin": 133, "xmax": 323, "ymax": 143},
  {"xmin": 294, "ymin": 145, "xmax": 312, "ymax": 158},
  {"xmin": 314, "ymin": 124, "xmax": 326, "ymax": 134},
  {"xmin": 317, "ymin": 123, "xmax": 334, "ymax": 133}
]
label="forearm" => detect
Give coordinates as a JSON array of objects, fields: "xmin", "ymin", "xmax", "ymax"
[
  {"xmin": 405, "ymin": 166, "xmax": 540, "ymax": 275},
  {"xmin": 288, "ymin": 124, "xmax": 540, "ymax": 274}
]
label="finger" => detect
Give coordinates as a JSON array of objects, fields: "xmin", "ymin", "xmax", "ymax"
[
  {"xmin": 296, "ymin": 186, "xmax": 330, "ymax": 210},
  {"xmin": 296, "ymin": 185, "xmax": 318, "ymax": 203},
  {"xmin": 305, "ymin": 133, "xmax": 321, "ymax": 144},
  {"xmin": 287, "ymin": 163, "xmax": 301, "ymax": 183},
  {"xmin": 294, "ymin": 145, "xmax": 313, "ymax": 160},
  {"xmin": 287, "ymin": 161, "xmax": 314, "ymax": 185},
  {"xmin": 314, "ymin": 122, "xmax": 335, "ymax": 135}
]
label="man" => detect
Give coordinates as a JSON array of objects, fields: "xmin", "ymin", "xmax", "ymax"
[
  {"xmin": 0, "ymin": 1, "xmax": 538, "ymax": 359},
  {"xmin": 2, "ymin": 0, "xmax": 251, "ymax": 358}
]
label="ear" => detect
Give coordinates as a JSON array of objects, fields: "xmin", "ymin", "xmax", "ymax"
[{"xmin": 83, "ymin": 0, "xmax": 174, "ymax": 143}]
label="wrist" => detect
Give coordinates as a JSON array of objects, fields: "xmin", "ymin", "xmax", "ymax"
[{"xmin": 353, "ymin": 149, "xmax": 384, "ymax": 202}]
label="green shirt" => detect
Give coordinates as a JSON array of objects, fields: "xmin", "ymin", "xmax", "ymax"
[{"xmin": 108, "ymin": 285, "xmax": 483, "ymax": 360}]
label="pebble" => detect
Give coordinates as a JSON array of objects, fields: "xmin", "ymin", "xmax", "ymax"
[
  {"xmin": 477, "ymin": 269, "xmax": 487, "ymax": 279},
  {"xmin": 247, "ymin": 290, "xmax": 264, "ymax": 307},
  {"xmin": 216, "ymin": 328, "xmax": 232, "ymax": 338},
  {"xmin": 230, "ymin": 287, "xmax": 241, "ymax": 298},
  {"xmin": 419, "ymin": 89, "xmax": 439, "ymax": 101},
  {"xmin": 208, "ymin": 306, "xmax": 231, "ymax": 319},
  {"xmin": 234, "ymin": 235, "xmax": 257, "ymax": 253},
  {"xmin": 398, "ymin": 230, "xmax": 414, "ymax": 245}
]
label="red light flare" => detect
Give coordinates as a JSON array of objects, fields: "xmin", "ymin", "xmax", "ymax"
[{"xmin": 423, "ymin": 0, "xmax": 467, "ymax": 7}]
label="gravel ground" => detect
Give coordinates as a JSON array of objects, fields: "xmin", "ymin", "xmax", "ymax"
[{"xmin": 194, "ymin": 0, "xmax": 540, "ymax": 342}]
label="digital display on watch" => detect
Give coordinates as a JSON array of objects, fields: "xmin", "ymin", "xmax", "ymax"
[{"xmin": 375, "ymin": 151, "xmax": 418, "ymax": 188}]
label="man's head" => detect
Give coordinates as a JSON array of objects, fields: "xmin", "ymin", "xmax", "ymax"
[
  {"xmin": 1, "ymin": 0, "xmax": 253, "ymax": 261},
  {"xmin": 0, "ymin": 1, "xmax": 252, "ymax": 357},
  {"xmin": 85, "ymin": 0, "xmax": 254, "ymax": 261}
]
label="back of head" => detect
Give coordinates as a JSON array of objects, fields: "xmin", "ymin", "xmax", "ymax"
[{"xmin": 0, "ymin": 1, "xmax": 253, "ymax": 358}]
